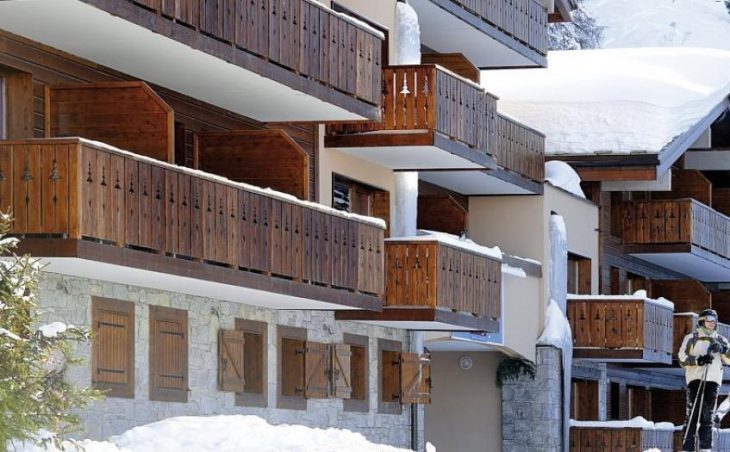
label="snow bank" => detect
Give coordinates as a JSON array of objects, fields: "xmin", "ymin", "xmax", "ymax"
[
  {"xmin": 545, "ymin": 161, "xmax": 585, "ymax": 198},
  {"xmin": 584, "ymin": 0, "xmax": 730, "ymax": 50},
  {"xmin": 570, "ymin": 416, "xmax": 675, "ymax": 432},
  {"xmin": 481, "ymin": 48, "xmax": 730, "ymax": 155},
  {"xmin": 387, "ymin": 230, "xmax": 502, "ymax": 260},
  {"xmin": 567, "ymin": 289, "xmax": 675, "ymax": 311},
  {"xmin": 14, "ymin": 415, "xmax": 418, "ymax": 452},
  {"xmin": 537, "ymin": 299, "xmax": 572, "ymax": 349}
]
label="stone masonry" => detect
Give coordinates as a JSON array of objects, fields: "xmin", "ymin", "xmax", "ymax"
[
  {"xmin": 502, "ymin": 346, "xmax": 563, "ymax": 452},
  {"xmin": 36, "ymin": 271, "xmax": 414, "ymax": 449}
]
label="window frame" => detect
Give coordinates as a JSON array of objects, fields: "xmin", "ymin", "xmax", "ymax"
[
  {"xmin": 343, "ymin": 333, "xmax": 369, "ymax": 412},
  {"xmin": 91, "ymin": 297, "xmax": 135, "ymax": 399},
  {"xmin": 235, "ymin": 318, "xmax": 269, "ymax": 408}
]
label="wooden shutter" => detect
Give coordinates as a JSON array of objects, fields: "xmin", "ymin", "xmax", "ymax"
[
  {"xmin": 331, "ymin": 343, "xmax": 352, "ymax": 399},
  {"xmin": 149, "ymin": 305, "xmax": 188, "ymax": 402},
  {"xmin": 372, "ymin": 191, "xmax": 390, "ymax": 236},
  {"xmin": 281, "ymin": 337, "xmax": 305, "ymax": 397},
  {"xmin": 399, "ymin": 352, "xmax": 431, "ymax": 404},
  {"xmin": 243, "ymin": 331, "xmax": 264, "ymax": 394},
  {"xmin": 304, "ymin": 341, "xmax": 329, "ymax": 399},
  {"xmin": 218, "ymin": 329, "xmax": 245, "ymax": 392},
  {"xmin": 381, "ymin": 349, "xmax": 401, "ymax": 403},
  {"xmin": 91, "ymin": 298, "xmax": 134, "ymax": 398}
]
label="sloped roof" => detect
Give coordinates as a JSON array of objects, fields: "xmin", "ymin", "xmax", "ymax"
[{"xmin": 481, "ymin": 48, "xmax": 730, "ymax": 157}]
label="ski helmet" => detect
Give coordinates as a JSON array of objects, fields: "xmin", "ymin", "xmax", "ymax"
[{"xmin": 699, "ymin": 308, "xmax": 719, "ymax": 328}]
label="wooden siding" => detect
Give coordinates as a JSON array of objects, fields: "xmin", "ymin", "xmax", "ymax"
[
  {"xmin": 421, "ymin": 53, "xmax": 480, "ymax": 84},
  {"xmin": 569, "ymin": 427, "xmax": 672, "ymax": 452},
  {"xmin": 384, "ymin": 240, "xmax": 500, "ymax": 319},
  {"xmin": 120, "ymin": 0, "xmax": 383, "ymax": 106},
  {"xmin": 328, "ymin": 65, "xmax": 498, "ymax": 156},
  {"xmin": 46, "ymin": 82, "xmax": 174, "ymax": 163},
  {"xmin": 621, "ymin": 198, "xmax": 730, "ymax": 261},
  {"xmin": 567, "ymin": 297, "xmax": 673, "ymax": 363},
  {"xmin": 195, "ymin": 129, "xmax": 309, "ymax": 200},
  {"xmin": 651, "ymin": 280, "xmax": 711, "ymax": 314},
  {"xmin": 417, "ymin": 195, "xmax": 467, "ymax": 236},
  {"xmin": 448, "ymin": 0, "xmax": 548, "ymax": 55},
  {"xmin": 0, "ymin": 138, "xmax": 384, "ymax": 297}
]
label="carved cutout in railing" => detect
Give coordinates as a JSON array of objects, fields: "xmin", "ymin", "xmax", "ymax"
[{"xmin": 0, "ymin": 139, "xmax": 384, "ymax": 296}]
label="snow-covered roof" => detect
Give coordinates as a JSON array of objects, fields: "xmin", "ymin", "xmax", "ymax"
[
  {"xmin": 568, "ymin": 290, "xmax": 674, "ymax": 311},
  {"xmin": 481, "ymin": 47, "xmax": 730, "ymax": 156}
]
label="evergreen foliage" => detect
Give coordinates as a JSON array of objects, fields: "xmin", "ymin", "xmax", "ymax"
[
  {"xmin": 548, "ymin": 0, "xmax": 605, "ymax": 50},
  {"xmin": 495, "ymin": 357, "xmax": 536, "ymax": 388},
  {"xmin": 0, "ymin": 214, "xmax": 100, "ymax": 451},
  {"xmin": 726, "ymin": 0, "xmax": 730, "ymax": 14}
]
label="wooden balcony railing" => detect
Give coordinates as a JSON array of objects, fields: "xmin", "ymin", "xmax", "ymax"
[
  {"xmin": 328, "ymin": 65, "xmax": 499, "ymax": 157},
  {"xmin": 621, "ymin": 199, "xmax": 730, "ymax": 260},
  {"xmin": 496, "ymin": 114, "xmax": 544, "ymax": 182},
  {"xmin": 570, "ymin": 426, "xmax": 673, "ymax": 452},
  {"xmin": 128, "ymin": 0, "xmax": 383, "ymax": 105},
  {"xmin": 0, "ymin": 139, "xmax": 384, "ymax": 296},
  {"xmin": 567, "ymin": 296, "xmax": 674, "ymax": 362},
  {"xmin": 450, "ymin": 0, "xmax": 548, "ymax": 55},
  {"xmin": 384, "ymin": 240, "xmax": 501, "ymax": 319}
]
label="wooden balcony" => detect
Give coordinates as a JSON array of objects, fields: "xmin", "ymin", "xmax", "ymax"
[
  {"xmin": 327, "ymin": 65, "xmax": 544, "ymax": 195},
  {"xmin": 621, "ymin": 199, "xmax": 730, "ymax": 281},
  {"xmin": 0, "ymin": 0, "xmax": 383, "ymax": 121},
  {"xmin": 567, "ymin": 295, "xmax": 674, "ymax": 364},
  {"xmin": 0, "ymin": 138, "xmax": 384, "ymax": 311},
  {"xmin": 337, "ymin": 239, "xmax": 501, "ymax": 331},
  {"xmin": 570, "ymin": 425, "xmax": 673, "ymax": 452},
  {"xmin": 410, "ymin": 0, "xmax": 549, "ymax": 67}
]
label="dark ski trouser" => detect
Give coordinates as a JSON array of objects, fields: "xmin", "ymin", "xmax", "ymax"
[{"xmin": 682, "ymin": 379, "xmax": 719, "ymax": 451}]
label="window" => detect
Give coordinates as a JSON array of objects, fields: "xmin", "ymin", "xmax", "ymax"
[
  {"xmin": 567, "ymin": 253, "xmax": 591, "ymax": 295},
  {"xmin": 91, "ymin": 297, "xmax": 135, "ymax": 398},
  {"xmin": 332, "ymin": 174, "xmax": 389, "ymax": 230},
  {"xmin": 149, "ymin": 305, "xmax": 188, "ymax": 402},
  {"xmin": 235, "ymin": 319, "xmax": 268, "ymax": 407},
  {"xmin": 277, "ymin": 326, "xmax": 353, "ymax": 410},
  {"xmin": 379, "ymin": 339, "xmax": 431, "ymax": 414},
  {"xmin": 343, "ymin": 333, "xmax": 368, "ymax": 412}
]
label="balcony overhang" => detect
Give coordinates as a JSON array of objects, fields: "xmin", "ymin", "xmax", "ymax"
[
  {"xmin": 335, "ymin": 307, "xmax": 498, "ymax": 332},
  {"xmin": 16, "ymin": 239, "xmax": 381, "ymax": 311},
  {"xmin": 0, "ymin": 0, "xmax": 378, "ymax": 122},
  {"xmin": 326, "ymin": 131, "xmax": 497, "ymax": 170},
  {"xmin": 419, "ymin": 168, "xmax": 543, "ymax": 195},
  {"xmin": 410, "ymin": 0, "xmax": 547, "ymax": 68},
  {"xmin": 625, "ymin": 245, "xmax": 730, "ymax": 283}
]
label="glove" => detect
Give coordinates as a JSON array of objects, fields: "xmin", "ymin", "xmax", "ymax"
[
  {"xmin": 715, "ymin": 414, "xmax": 722, "ymax": 427},
  {"xmin": 709, "ymin": 340, "xmax": 728, "ymax": 354},
  {"xmin": 697, "ymin": 354, "xmax": 714, "ymax": 366}
]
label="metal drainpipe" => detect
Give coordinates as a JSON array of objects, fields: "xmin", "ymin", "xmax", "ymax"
[{"xmin": 410, "ymin": 330, "xmax": 424, "ymax": 451}]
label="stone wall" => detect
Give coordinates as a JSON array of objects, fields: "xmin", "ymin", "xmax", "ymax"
[
  {"xmin": 502, "ymin": 346, "xmax": 563, "ymax": 452},
  {"xmin": 37, "ymin": 271, "xmax": 413, "ymax": 449}
]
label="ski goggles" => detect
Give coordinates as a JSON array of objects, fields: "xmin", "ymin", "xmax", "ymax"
[{"xmin": 704, "ymin": 315, "xmax": 718, "ymax": 323}]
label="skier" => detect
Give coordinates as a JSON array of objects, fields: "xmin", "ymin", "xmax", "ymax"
[{"xmin": 678, "ymin": 308, "xmax": 730, "ymax": 451}]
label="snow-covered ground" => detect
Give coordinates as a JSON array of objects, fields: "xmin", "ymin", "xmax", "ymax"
[
  {"xmin": 11, "ymin": 415, "xmax": 423, "ymax": 452},
  {"xmin": 583, "ymin": 0, "xmax": 730, "ymax": 49}
]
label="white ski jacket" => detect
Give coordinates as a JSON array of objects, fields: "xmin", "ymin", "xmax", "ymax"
[{"xmin": 678, "ymin": 328, "xmax": 730, "ymax": 384}]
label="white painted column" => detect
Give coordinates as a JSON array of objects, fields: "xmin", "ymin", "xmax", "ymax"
[{"xmin": 392, "ymin": 171, "xmax": 419, "ymax": 238}]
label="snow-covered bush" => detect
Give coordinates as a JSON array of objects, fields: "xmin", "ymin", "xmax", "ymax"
[
  {"xmin": 548, "ymin": 0, "xmax": 604, "ymax": 50},
  {"xmin": 0, "ymin": 214, "xmax": 100, "ymax": 450}
]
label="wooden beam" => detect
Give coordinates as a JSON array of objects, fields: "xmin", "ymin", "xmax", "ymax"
[
  {"xmin": 335, "ymin": 307, "xmax": 499, "ymax": 332},
  {"xmin": 576, "ymin": 166, "xmax": 657, "ymax": 182}
]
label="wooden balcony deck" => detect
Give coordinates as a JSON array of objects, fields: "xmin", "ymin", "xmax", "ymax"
[
  {"xmin": 326, "ymin": 65, "xmax": 545, "ymax": 192},
  {"xmin": 570, "ymin": 426, "xmax": 673, "ymax": 452},
  {"xmin": 621, "ymin": 199, "xmax": 730, "ymax": 281},
  {"xmin": 337, "ymin": 239, "xmax": 501, "ymax": 331},
  {"xmin": 410, "ymin": 0, "xmax": 548, "ymax": 67},
  {"xmin": 567, "ymin": 296, "xmax": 674, "ymax": 364},
  {"xmin": 0, "ymin": 138, "xmax": 384, "ymax": 309}
]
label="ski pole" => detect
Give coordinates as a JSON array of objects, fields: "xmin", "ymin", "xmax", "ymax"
[
  {"xmin": 683, "ymin": 364, "xmax": 710, "ymax": 447},
  {"xmin": 694, "ymin": 365, "xmax": 710, "ymax": 451}
]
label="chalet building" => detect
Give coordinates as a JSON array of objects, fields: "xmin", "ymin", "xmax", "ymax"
[
  {"xmin": 0, "ymin": 0, "xmax": 579, "ymax": 450},
  {"xmin": 483, "ymin": 48, "xmax": 730, "ymax": 451}
]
